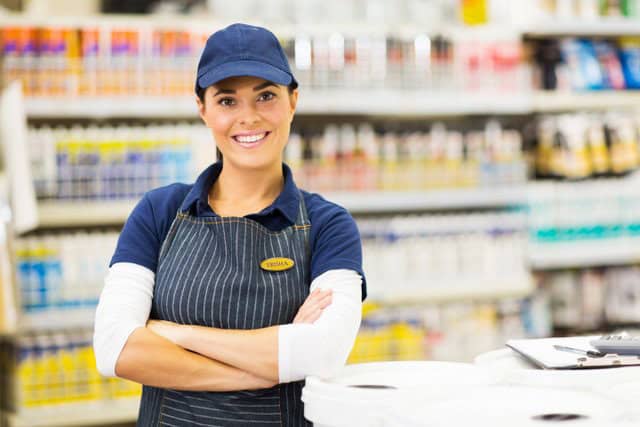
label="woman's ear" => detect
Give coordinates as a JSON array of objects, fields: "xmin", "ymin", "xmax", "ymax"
[
  {"xmin": 288, "ymin": 89, "xmax": 298, "ymax": 122},
  {"xmin": 196, "ymin": 93, "xmax": 209, "ymax": 127}
]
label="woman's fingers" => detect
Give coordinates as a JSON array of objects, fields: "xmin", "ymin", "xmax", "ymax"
[
  {"xmin": 303, "ymin": 289, "xmax": 332, "ymax": 312},
  {"xmin": 293, "ymin": 289, "xmax": 333, "ymax": 323}
]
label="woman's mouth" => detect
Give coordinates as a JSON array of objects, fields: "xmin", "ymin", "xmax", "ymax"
[{"xmin": 232, "ymin": 131, "xmax": 271, "ymax": 148}]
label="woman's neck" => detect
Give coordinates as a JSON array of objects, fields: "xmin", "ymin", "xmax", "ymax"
[{"xmin": 209, "ymin": 162, "xmax": 284, "ymax": 217}]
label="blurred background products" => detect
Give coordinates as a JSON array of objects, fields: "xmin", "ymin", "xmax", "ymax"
[
  {"xmin": 28, "ymin": 124, "xmax": 208, "ymax": 201},
  {"xmin": 286, "ymin": 121, "xmax": 526, "ymax": 193},
  {"xmin": 0, "ymin": 24, "xmax": 528, "ymax": 96},
  {"xmin": 0, "ymin": 0, "xmax": 640, "ymax": 425},
  {"xmin": 533, "ymin": 111, "xmax": 640, "ymax": 180},
  {"xmin": 0, "ymin": 330, "xmax": 140, "ymax": 424},
  {"xmin": 532, "ymin": 37, "xmax": 640, "ymax": 91},
  {"xmin": 537, "ymin": 265, "xmax": 640, "ymax": 331},
  {"xmin": 14, "ymin": 232, "xmax": 117, "ymax": 314}
]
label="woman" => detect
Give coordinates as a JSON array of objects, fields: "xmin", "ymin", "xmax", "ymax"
[{"xmin": 93, "ymin": 23, "xmax": 366, "ymax": 426}]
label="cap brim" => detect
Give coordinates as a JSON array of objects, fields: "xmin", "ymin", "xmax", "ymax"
[{"xmin": 197, "ymin": 60, "xmax": 295, "ymax": 90}]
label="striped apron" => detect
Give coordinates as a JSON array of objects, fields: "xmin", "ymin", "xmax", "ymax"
[{"xmin": 137, "ymin": 193, "xmax": 312, "ymax": 426}]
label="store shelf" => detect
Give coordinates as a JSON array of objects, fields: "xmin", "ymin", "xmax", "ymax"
[
  {"xmin": 327, "ymin": 186, "xmax": 528, "ymax": 213},
  {"xmin": 296, "ymin": 90, "xmax": 532, "ymax": 116},
  {"xmin": 528, "ymin": 239, "xmax": 640, "ymax": 270},
  {"xmin": 8, "ymin": 398, "xmax": 139, "ymax": 427},
  {"xmin": 37, "ymin": 200, "xmax": 136, "ymax": 228},
  {"xmin": 25, "ymin": 97, "xmax": 199, "ymax": 119},
  {"xmin": 533, "ymin": 91, "xmax": 640, "ymax": 113},
  {"xmin": 19, "ymin": 307, "xmax": 96, "ymax": 332},
  {"xmin": 24, "ymin": 90, "xmax": 640, "ymax": 118},
  {"xmin": 24, "ymin": 91, "xmax": 533, "ymax": 119},
  {"xmin": 524, "ymin": 18, "xmax": 640, "ymax": 37},
  {"xmin": 35, "ymin": 187, "xmax": 527, "ymax": 228},
  {"xmin": 367, "ymin": 277, "xmax": 534, "ymax": 304}
]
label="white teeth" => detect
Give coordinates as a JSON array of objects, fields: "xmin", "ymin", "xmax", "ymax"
[{"xmin": 235, "ymin": 133, "xmax": 266, "ymax": 143}]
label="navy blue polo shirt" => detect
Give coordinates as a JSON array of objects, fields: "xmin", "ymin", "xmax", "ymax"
[{"xmin": 111, "ymin": 162, "xmax": 367, "ymax": 299}]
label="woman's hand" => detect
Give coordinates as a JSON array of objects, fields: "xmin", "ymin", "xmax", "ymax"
[
  {"xmin": 147, "ymin": 319, "xmax": 187, "ymax": 345},
  {"xmin": 293, "ymin": 288, "xmax": 333, "ymax": 324}
]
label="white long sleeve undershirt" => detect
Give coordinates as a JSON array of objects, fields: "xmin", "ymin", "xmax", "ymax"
[{"xmin": 93, "ymin": 262, "xmax": 362, "ymax": 382}]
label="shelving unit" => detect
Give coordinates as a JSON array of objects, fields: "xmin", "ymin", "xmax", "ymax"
[
  {"xmin": 34, "ymin": 186, "xmax": 528, "ymax": 227},
  {"xmin": 529, "ymin": 239, "xmax": 640, "ymax": 270},
  {"xmin": 37, "ymin": 200, "xmax": 137, "ymax": 228},
  {"xmin": 25, "ymin": 97, "xmax": 198, "ymax": 120},
  {"xmin": 24, "ymin": 90, "xmax": 640, "ymax": 119},
  {"xmin": 8, "ymin": 398, "xmax": 140, "ymax": 427},
  {"xmin": 367, "ymin": 277, "xmax": 534, "ymax": 305},
  {"xmin": 5, "ymin": 7, "xmax": 640, "ymax": 426},
  {"xmin": 533, "ymin": 91, "xmax": 640, "ymax": 113},
  {"xmin": 19, "ymin": 307, "xmax": 97, "ymax": 332},
  {"xmin": 25, "ymin": 91, "xmax": 534, "ymax": 119},
  {"xmin": 524, "ymin": 18, "xmax": 640, "ymax": 37},
  {"xmin": 296, "ymin": 91, "xmax": 532, "ymax": 117}
]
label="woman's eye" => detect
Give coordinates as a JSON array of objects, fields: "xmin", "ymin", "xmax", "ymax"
[
  {"xmin": 258, "ymin": 91, "xmax": 276, "ymax": 102},
  {"xmin": 218, "ymin": 97, "xmax": 235, "ymax": 106}
]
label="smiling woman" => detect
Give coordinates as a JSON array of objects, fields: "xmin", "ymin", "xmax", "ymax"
[
  {"xmin": 93, "ymin": 23, "xmax": 366, "ymax": 427},
  {"xmin": 197, "ymin": 76, "xmax": 297, "ymax": 177}
]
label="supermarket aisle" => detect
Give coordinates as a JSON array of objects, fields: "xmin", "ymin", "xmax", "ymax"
[{"xmin": 1, "ymin": 0, "xmax": 640, "ymax": 425}]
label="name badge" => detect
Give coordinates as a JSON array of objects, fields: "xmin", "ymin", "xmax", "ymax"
[{"xmin": 260, "ymin": 257, "xmax": 295, "ymax": 272}]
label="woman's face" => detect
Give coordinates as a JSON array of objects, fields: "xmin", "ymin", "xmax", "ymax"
[{"xmin": 197, "ymin": 76, "xmax": 298, "ymax": 171}]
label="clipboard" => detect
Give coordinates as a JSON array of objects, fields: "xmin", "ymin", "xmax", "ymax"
[{"xmin": 506, "ymin": 336, "xmax": 640, "ymax": 370}]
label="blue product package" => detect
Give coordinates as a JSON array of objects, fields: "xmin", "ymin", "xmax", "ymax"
[
  {"xmin": 593, "ymin": 40, "xmax": 626, "ymax": 90},
  {"xmin": 560, "ymin": 38, "xmax": 605, "ymax": 91},
  {"xmin": 619, "ymin": 39, "xmax": 640, "ymax": 89},
  {"xmin": 45, "ymin": 253, "xmax": 63, "ymax": 308},
  {"xmin": 17, "ymin": 256, "xmax": 34, "ymax": 311},
  {"xmin": 31, "ymin": 251, "xmax": 47, "ymax": 311}
]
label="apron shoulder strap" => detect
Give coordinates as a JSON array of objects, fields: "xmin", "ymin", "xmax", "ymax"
[{"xmin": 296, "ymin": 190, "xmax": 310, "ymax": 226}]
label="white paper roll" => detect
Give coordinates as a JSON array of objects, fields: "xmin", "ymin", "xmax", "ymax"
[
  {"xmin": 389, "ymin": 385, "xmax": 630, "ymax": 427},
  {"xmin": 303, "ymin": 361, "xmax": 495, "ymax": 427}
]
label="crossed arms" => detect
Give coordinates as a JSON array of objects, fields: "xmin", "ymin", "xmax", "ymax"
[{"xmin": 93, "ymin": 263, "xmax": 362, "ymax": 391}]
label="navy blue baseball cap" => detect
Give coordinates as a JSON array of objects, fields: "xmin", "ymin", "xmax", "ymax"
[{"xmin": 195, "ymin": 23, "xmax": 298, "ymax": 94}]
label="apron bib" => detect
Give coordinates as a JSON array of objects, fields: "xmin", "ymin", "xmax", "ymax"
[{"xmin": 137, "ymin": 194, "xmax": 312, "ymax": 426}]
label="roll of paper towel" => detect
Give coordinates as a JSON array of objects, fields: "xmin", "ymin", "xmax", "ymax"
[
  {"xmin": 389, "ymin": 385, "xmax": 632, "ymax": 427},
  {"xmin": 303, "ymin": 361, "xmax": 495, "ymax": 427}
]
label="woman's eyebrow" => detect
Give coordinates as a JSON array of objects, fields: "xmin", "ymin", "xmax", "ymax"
[
  {"xmin": 253, "ymin": 82, "xmax": 277, "ymax": 91},
  {"xmin": 213, "ymin": 82, "xmax": 276, "ymax": 97},
  {"xmin": 213, "ymin": 88, "xmax": 235, "ymax": 97}
]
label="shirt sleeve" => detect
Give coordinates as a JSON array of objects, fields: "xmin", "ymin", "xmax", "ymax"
[
  {"xmin": 278, "ymin": 269, "xmax": 362, "ymax": 383},
  {"xmin": 110, "ymin": 194, "xmax": 162, "ymax": 272},
  {"xmin": 93, "ymin": 262, "xmax": 155, "ymax": 377},
  {"xmin": 310, "ymin": 203, "xmax": 367, "ymax": 299}
]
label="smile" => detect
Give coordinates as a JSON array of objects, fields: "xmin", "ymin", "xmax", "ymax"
[{"xmin": 232, "ymin": 131, "xmax": 271, "ymax": 148}]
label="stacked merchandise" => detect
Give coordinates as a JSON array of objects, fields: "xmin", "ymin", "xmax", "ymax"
[
  {"xmin": 534, "ymin": 112, "xmax": 640, "ymax": 180},
  {"xmin": 538, "ymin": 266, "xmax": 640, "ymax": 332},
  {"xmin": 533, "ymin": 0, "xmax": 640, "ymax": 19},
  {"xmin": 1, "ymin": 26, "xmax": 206, "ymax": 97},
  {"xmin": 287, "ymin": 32, "xmax": 527, "ymax": 92},
  {"xmin": 28, "ymin": 124, "xmax": 211, "ymax": 201},
  {"xmin": 15, "ymin": 232, "xmax": 117, "ymax": 316},
  {"xmin": 0, "ymin": 331, "xmax": 139, "ymax": 415},
  {"xmin": 349, "ymin": 210, "xmax": 546, "ymax": 363},
  {"xmin": 528, "ymin": 179, "xmax": 640, "ymax": 245},
  {"xmin": 348, "ymin": 295, "xmax": 552, "ymax": 363},
  {"xmin": 358, "ymin": 211, "xmax": 529, "ymax": 301},
  {"xmin": 533, "ymin": 37, "xmax": 640, "ymax": 91},
  {"xmin": 1, "ymin": 24, "xmax": 529, "ymax": 97},
  {"xmin": 287, "ymin": 120, "xmax": 527, "ymax": 193}
]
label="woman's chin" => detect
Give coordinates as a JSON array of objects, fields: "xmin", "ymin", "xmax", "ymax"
[{"xmin": 226, "ymin": 156, "xmax": 279, "ymax": 171}]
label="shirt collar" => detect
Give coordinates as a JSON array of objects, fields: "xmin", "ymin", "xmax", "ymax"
[{"xmin": 180, "ymin": 162, "xmax": 301, "ymax": 225}]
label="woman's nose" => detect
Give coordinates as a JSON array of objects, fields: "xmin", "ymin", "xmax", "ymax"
[{"xmin": 238, "ymin": 104, "xmax": 260, "ymax": 126}]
